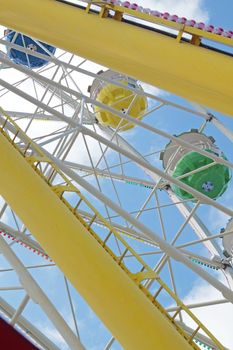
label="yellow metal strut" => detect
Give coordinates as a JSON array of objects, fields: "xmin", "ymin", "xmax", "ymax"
[{"xmin": 0, "ymin": 0, "xmax": 232, "ymax": 116}]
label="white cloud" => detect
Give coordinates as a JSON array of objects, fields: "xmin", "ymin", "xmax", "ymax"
[
  {"xmin": 65, "ymin": 126, "xmax": 105, "ymax": 165},
  {"xmin": 40, "ymin": 325, "xmax": 69, "ymax": 350},
  {"xmin": 183, "ymin": 277, "xmax": 233, "ymax": 348},
  {"xmin": 206, "ymin": 185, "xmax": 233, "ymax": 232},
  {"xmin": 208, "ymin": 208, "xmax": 229, "ymax": 232},
  {"xmin": 125, "ymin": 0, "xmax": 210, "ymax": 99},
  {"xmin": 135, "ymin": 0, "xmax": 209, "ymax": 22},
  {"xmin": 140, "ymin": 81, "xmax": 168, "ymax": 108}
]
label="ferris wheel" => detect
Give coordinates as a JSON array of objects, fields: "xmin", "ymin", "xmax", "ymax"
[{"xmin": 0, "ymin": 1, "xmax": 233, "ymax": 349}]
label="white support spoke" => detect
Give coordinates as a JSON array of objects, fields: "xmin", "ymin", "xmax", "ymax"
[
  {"xmin": 0, "ymin": 222, "xmax": 47, "ymax": 257},
  {"xmin": 48, "ymin": 154, "xmax": 233, "ymax": 302},
  {"xmin": 24, "ymin": 65, "xmax": 62, "ymax": 135},
  {"xmin": 142, "ymin": 102, "xmax": 165, "ymax": 118},
  {"xmin": 91, "ymin": 138, "xmax": 129, "ymax": 225},
  {"xmin": 0, "ymin": 63, "xmax": 232, "ymax": 173},
  {"xmin": 212, "ymin": 116, "xmax": 233, "ymax": 144},
  {"xmin": 180, "ymin": 249, "xmax": 224, "ymax": 270},
  {"xmin": 10, "ymin": 294, "xmax": 30, "ymax": 326},
  {"xmin": 106, "ymin": 198, "xmax": 194, "ymax": 221},
  {"xmin": 0, "ymin": 235, "xmax": 85, "ymax": 350},
  {"xmin": 78, "ymin": 208, "xmax": 225, "ymax": 270},
  {"xmin": 155, "ymin": 191, "xmax": 183, "ymax": 322},
  {"xmin": 38, "ymin": 126, "xmax": 81, "ymax": 147},
  {"xmin": 0, "ymin": 286, "xmax": 24, "ymax": 291},
  {"xmin": 64, "ymin": 277, "xmax": 80, "ymax": 339},
  {"xmin": 6, "ymin": 111, "xmax": 61, "ymax": 121},
  {"xmin": 103, "ymin": 337, "xmax": 115, "ymax": 350},
  {"xmin": 167, "ymin": 299, "xmax": 229, "ymax": 312},
  {"xmin": 0, "ymin": 39, "xmax": 211, "ymax": 120},
  {"xmin": 0, "ymin": 264, "xmax": 55, "ymax": 273},
  {"xmin": 168, "ymin": 190, "xmax": 223, "ymax": 256},
  {"xmin": 177, "ymin": 230, "xmax": 233, "ymax": 249},
  {"xmin": 2, "ymin": 56, "xmax": 230, "ymax": 169},
  {"xmin": 75, "ymin": 127, "xmax": 233, "ymax": 215},
  {"xmin": 131, "ymin": 185, "xmax": 159, "ymax": 225},
  {"xmin": 1, "ymin": 75, "xmax": 231, "ymax": 216},
  {"xmin": 152, "ymin": 203, "xmax": 200, "ymax": 275},
  {"xmin": 81, "ymin": 133, "xmax": 112, "ymax": 221},
  {"xmin": 80, "ymin": 147, "xmax": 164, "ymax": 178},
  {"xmin": 0, "ymin": 203, "xmax": 8, "ymax": 221},
  {"xmin": 62, "ymin": 160, "xmax": 156, "ymax": 188},
  {"xmin": 0, "ymin": 297, "xmax": 60, "ymax": 350}
]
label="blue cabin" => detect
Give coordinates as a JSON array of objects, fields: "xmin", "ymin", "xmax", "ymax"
[{"xmin": 5, "ymin": 30, "xmax": 56, "ymax": 69}]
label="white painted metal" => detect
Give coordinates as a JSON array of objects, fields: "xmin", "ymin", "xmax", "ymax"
[
  {"xmin": 1, "ymin": 74, "xmax": 232, "ymax": 218},
  {"xmin": 0, "ymin": 235, "xmax": 85, "ymax": 350},
  {"xmin": 223, "ymin": 219, "xmax": 233, "ymax": 257},
  {"xmin": 161, "ymin": 132, "xmax": 216, "ymax": 170},
  {"xmin": 48, "ymin": 153, "xmax": 233, "ymax": 302},
  {"xmin": 0, "ymin": 221, "xmax": 46, "ymax": 255},
  {"xmin": 10, "ymin": 294, "xmax": 30, "ymax": 326},
  {"xmin": 0, "ymin": 297, "xmax": 60, "ymax": 350},
  {"xmin": 167, "ymin": 299, "xmax": 229, "ymax": 312},
  {"xmin": 0, "ymin": 38, "xmax": 210, "ymax": 119},
  {"xmin": 167, "ymin": 190, "xmax": 222, "ymax": 256}
]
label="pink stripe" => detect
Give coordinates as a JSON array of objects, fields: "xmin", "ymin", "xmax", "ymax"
[{"xmin": 104, "ymin": 0, "xmax": 232, "ymax": 38}]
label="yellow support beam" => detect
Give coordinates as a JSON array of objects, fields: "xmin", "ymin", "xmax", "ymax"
[
  {"xmin": 0, "ymin": 131, "xmax": 193, "ymax": 349},
  {"xmin": 0, "ymin": 0, "xmax": 232, "ymax": 116}
]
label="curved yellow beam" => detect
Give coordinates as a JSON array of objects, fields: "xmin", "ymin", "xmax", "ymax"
[
  {"xmin": 0, "ymin": 132, "xmax": 193, "ymax": 349},
  {"xmin": 0, "ymin": 0, "xmax": 232, "ymax": 116}
]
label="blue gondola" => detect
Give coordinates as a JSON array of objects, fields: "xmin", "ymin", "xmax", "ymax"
[{"xmin": 5, "ymin": 30, "xmax": 56, "ymax": 69}]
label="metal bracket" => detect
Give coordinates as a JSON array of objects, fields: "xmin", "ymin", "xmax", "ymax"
[{"xmin": 132, "ymin": 270, "xmax": 157, "ymax": 283}]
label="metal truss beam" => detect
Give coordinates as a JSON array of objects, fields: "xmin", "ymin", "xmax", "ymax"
[
  {"xmin": 0, "ymin": 235, "xmax": 84, "ymax": 350},
  {"xmin": 0, "ymin": 297, "xmax": 60, "ymax": 350},
  {"xmin": 50, "ymin": 154, "xmax": 233, "ymax": 302},
  {"xmin": 1, "ymin": 75, "xmax": 233, "ymax": 218},
  {"xmin": 0, "ymin": 222, "xmax": 46, "ymax": 256}
]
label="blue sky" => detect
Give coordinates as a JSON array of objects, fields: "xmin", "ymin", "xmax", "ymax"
[{"xmin": 204, "ymin": 0, "xmax": 233, "ymax": 28}]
